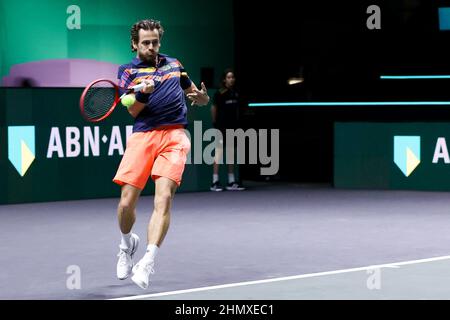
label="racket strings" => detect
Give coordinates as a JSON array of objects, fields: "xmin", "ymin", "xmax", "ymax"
[{"xmin": 83, "ymin": 86, "xmax": 116, "ymax": 120}]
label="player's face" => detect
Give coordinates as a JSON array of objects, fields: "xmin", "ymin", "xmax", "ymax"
[
  {"xmin": 135, "ymin": 29, "xmax": 160, "ymax": 64},
  {"xmin": 225, "ymin": 72, "xmax": 235, "ymax": 88}
]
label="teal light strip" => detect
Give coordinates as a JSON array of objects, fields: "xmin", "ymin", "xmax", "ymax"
[
  {"xmin": 439, "ymin": 7, "xmax": 450, "ymax": 30},
  {"xmin": 249, "ymin": 101, "xmax": 450, "ymax": 107},
  {"xmin": 381, "ymin": 75, "xmax": 450, "ymax": 79}
]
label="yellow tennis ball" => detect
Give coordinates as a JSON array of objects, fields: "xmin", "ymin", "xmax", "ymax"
[{"xmin": 121, "ymin": 94, "xmax": 135, "ymax": 108}]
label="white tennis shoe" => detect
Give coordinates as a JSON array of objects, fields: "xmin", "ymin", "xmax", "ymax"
[
  {"xmin": 131, "ymin": 259, "xmax": 155, "ymax": 289},
  {"xmin": 116, "ymin": 233, "xmax": 139, "ymax": 280}
]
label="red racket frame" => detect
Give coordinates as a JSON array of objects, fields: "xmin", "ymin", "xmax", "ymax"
[{"xmin": 79, "ymin": 78, "xmax": 120, "ymax": 122}]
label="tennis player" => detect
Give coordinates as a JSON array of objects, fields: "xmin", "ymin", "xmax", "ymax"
[{"xmin": 113, "ymin": 19, "xmax": 209, "ymax": 289}]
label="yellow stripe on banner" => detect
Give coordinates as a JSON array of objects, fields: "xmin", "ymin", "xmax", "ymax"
[
  {"xmin": 406, "ymin": 147, "xmax": 420, "ymax": 177},
  {"xmin": 21, "ymin": 140, "xmax": 35, "ymax": 176}
]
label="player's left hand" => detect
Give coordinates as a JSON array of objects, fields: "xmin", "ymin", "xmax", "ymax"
[{"xmin": 187, "ymin": 82, "xmax": 210, "ymax": 106}]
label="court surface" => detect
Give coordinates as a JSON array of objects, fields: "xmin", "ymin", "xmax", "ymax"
[
  {"xmin": 114, "ymin": 256, "xmax": 450, "ymax": 300},
  {"xmin": 2, "ymin": 182, "xmax": 450, "ymax": 300}
]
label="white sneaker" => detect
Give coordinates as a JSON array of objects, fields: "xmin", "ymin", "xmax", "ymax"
[
  {"xmin": 131, "ymin": 259, "xmax": 155, "ymax": 289},
  {"xmin": 116, "ymin": 233, "xmax": 139, "ymax": 280},
  {"xmin": 226, "ymin": 182, "xmax": 246, "ymax": 191}
]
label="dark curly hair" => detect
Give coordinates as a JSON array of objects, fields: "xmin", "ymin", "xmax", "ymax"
[
  {"xmin": 130, "ymin": 19, "xmax": 164, "ymax": 52},
  {"xmin": 220, "ymin": 68, "xmax": 235, "ymax": 88}
]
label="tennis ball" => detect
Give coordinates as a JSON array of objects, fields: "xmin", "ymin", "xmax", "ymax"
[{"xmin": 121, "ymin": 94, "xmax": 136, "ymax": 108}]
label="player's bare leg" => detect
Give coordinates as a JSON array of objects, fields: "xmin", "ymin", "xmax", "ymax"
[
  {"xmin": 132, "ymin": 177, "xmax": 177, "ymax": 289},
  {"xmin": 148, "ymin": 176, "xmax": 177, "ymax": 246},
  {"xmin": 118, "ymin": 184, "xmax": 141, "ymax": 233},
  {"xmin": 116, "ymin": 184, "xmax": 142, "ymax": 280}
]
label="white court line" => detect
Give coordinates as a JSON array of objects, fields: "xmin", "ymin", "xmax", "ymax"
[{"xmin": 111, "ymin": 255, "xmax": 450, "ymax": 300}]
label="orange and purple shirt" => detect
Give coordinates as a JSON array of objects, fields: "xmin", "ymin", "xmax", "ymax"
[{"xmin": 117, "ymin": 54, "xmax": 192, "ymax": 132}]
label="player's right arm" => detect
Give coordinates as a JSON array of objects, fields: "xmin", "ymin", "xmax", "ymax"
[
  {"xmin": 127, "ymin": 79, "xmax": 155, "ymax": 117},
  {"xmin": 125, "ymin": 98, "xmax": 145, "ymax": 118},
  {"xmin": 118, "ymin": 66, "xmax": 154, "ymax": 118}
]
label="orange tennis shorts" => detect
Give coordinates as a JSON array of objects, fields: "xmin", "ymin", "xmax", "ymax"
[{"xmin": 113, "ymin": 125, "xmax": 191, "ymax": 189}]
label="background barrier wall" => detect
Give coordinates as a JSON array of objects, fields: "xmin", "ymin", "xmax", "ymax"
[
  {"xmin": 334, "ymin": 122, "xmax": 450, "ymax": 191},
  {"xmin": 0, "ymin": 88, "xmax": 232, "ymax": 204}
]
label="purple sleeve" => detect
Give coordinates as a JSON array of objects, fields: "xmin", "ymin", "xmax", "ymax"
[{"xmin": 117, "ymin": 66, "xmax": 134, "ymax": 96}]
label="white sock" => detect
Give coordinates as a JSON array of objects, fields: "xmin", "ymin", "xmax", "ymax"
[
  {"xmin": 228, "ymin": 173, "xmax": 235, "ymax": 184},
  {"xmin": 120, "ymin": 232, "xmax": 132, "ymax": 249},
  {"xmin": 213, "ymin": 174, "xmax": 219, "ymax": 183},
  {"xmin": 142, "ymin": 244, "xmax": 159, "ymax": 264}
]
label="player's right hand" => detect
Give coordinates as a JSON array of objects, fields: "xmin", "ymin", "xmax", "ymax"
[{"xmin": 141, "ymin": 79, "xmax": 155, "ymax": 94}]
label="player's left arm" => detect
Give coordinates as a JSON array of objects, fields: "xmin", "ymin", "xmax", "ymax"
[
  {"xmin": 185, "ymin": 82, "xmax": 210, "ymax": 106},
  {"xmin": 178, "ymin": 61, "xmax": 209, "ymax": 106}
]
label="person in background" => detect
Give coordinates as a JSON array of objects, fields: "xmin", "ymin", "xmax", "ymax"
[{"xmin": 210, "ymin": 68, "xmax": 245, "ymax": 192}]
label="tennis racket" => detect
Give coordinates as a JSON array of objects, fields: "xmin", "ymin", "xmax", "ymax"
[{"xmin": 79, "ymin": 78, "xmax": 147, "ymax": 122}]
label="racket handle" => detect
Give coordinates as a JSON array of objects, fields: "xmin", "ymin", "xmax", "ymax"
[
  {"xmin": 130, "ymin": 82, "xmax": 147, "ymax": 92},
  {"xmin": 119, "ymin": 81, "xmax": 152, "ymax": 100}
]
